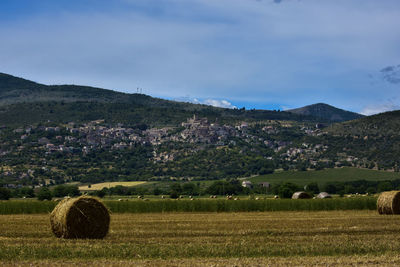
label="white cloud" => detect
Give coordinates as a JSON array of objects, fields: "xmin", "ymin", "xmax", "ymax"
[
  {"xmin": 360, "ymin": 104, "xmax": 400, "ymax": 116},
  {"xmin": 203, "ymin": 99, "xmax": 237, "ymax": 109},
  {"xmin": 174, "ymin": 97, "xmax": 236, "ymax": 109}
]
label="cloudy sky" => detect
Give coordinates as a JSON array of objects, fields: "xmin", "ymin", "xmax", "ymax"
[{"xmin": 0, "ymin": 0, "xmax": 399, "ymax": 114}]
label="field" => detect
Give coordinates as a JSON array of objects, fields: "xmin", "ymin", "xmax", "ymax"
[
  {"xmin": 2, "ymin": 210, "xmax": 400, "ymax": 266},
  {"xmin": 250, "ymin": 167, "xmax": 400, "ymax": 186},
  {"xmin": 78, "ymin": 181, "xmax": 147, "ymax": 191},
  {"xmin": 0, "ymin": 198, "xmax": 376, "ymax": 214}
]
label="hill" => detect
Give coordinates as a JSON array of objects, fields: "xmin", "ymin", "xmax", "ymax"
[
  {"xmin": 287, "ymin": 103, "xmax": 364, "ymax": 122},
  {"xmin": 2, "ymin": 72, "xmax": 400, "ymax": 188},
  {"xmin": 328, "ymin": 109, "xmax": 400, "ymax": 136},
  {"xmin": 0, "ymin": 72, "xmax": 317, "ymax": 127},
  {"xmin": 318, "ymin": 110, "xmax": 400, "ymax": 171}
]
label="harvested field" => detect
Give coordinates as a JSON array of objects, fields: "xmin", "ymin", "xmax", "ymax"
[
  {"xmin": 1, "ymin": 211, "xmax": 400, "ymax": 265},
  {"xmin": 5, "ymin": 255, "xmax": 400, "ymax": 267},
  {"xmin": 78, "ymin": 181, "xmax": 147, "ymax": 191}
]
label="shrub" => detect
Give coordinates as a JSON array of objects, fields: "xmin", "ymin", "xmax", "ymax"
[
  {"xmin": 170, "ymin": 191, "xmax": 179, "ymax": 199},
  {"xmin": 37, "ymin": 187, "xmax": 53, "ymax": 201},
  {"xmin": 95, "ymin": 188, "xmax": 107, "ymax": 198},
  {"xmin": 278, "ymin": 183, "xmax": 301, "ymax": 198},
  {"xmin": 53, "ymin": 185, "xmax": 81, "ymax": 197},
  {"xmin": 0, "ymin": 187, "xmax": 11, "ymax": 200},
  {"xmin": 305, "ymin": 182, "xmax": 320, "ymax": 194}
]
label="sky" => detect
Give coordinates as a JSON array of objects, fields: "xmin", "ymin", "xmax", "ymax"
[{"xmin": 0, "ymin": 0, "xmax": 399, "ymax": 115}]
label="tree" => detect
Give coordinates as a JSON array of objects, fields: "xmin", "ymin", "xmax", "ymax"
[
  {"xmin": 182, "ymin": 183, "xmax": 198, "ymax": 195},
  {"xmin": 169, "ymin": 183, "xmax": 182, "ymax": 194},
  {"xmin": 0, "ymin": 187, "xmax": 11, "ymax": 200},
  {"xmin": 19, "ymin": 187, "xmax": 35, "ymax": 198},
  {"xmin": 95, "ymin": 188, "xmax": 107, "ymax": 198},
  {"xmin": 377, "ymin": 181, "xmax": 393, "ymax": 192},
  {"xmin": 37, "ymin": 187, "xmax": 52, "ymax": 201},
  {"xmin": 153, "ymin": 187, "xmax": 162, "ymax": 195},
  {"xmin": 278, "ymin": 183, "xmax": 300, "ymax": 198},
  {"xmin": 324, "ymin": 183, "xmax": 338, "ymax": 194},
  {"xmin": 305, "ymin": 182, "xmax": 319, "ymax": 194},
  {"xmin": 366, "ymin": 187, "xmax": 377, "ymax": 195},
  {"xmin": 53, "ymin": 185, "xmax": 80, "ymax": 197},
  {"xmin": 170, "ymin": 191, "xmax": 179, "ymax": 199}
]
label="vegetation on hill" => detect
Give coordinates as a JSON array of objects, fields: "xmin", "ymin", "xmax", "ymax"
[
  {"xmin": 328, "ymin": 109, "xmax": 400, "ymax": 136},
  {"xmin": 323, "ymin": 110, "xmax": 400, "ymax": 170},
  {"xmin": 1, "ymin": 72, "xmax": 400, "ymax": 189},
  {"xmin": 0, "ymin": 72, "xmax": 317, "ymax": 127},
  {"xmin": 288, "ymin": 103, "xmax": 364, "ymax": 122}
]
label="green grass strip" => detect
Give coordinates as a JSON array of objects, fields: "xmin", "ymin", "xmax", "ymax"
[{"xmin": 0, "ymin": 197, "xmax": 377, "ymax": 214}]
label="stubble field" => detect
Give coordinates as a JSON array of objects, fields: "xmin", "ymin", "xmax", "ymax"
[{"xmin": 2, "ymin": 210, "xmax": 400, "ymax": 266}]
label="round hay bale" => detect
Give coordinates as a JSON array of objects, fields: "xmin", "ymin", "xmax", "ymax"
[
  {"xmin": 317, "ymin": 192, "xmax": 332, "ymax": 199},
  {"xmin": 377, "ymin": 191, "xmax": 400, "ymax": 215},
  {"xmin": 292, "ymin": 191, "xmax": 312, "ymax": 199},
  {"xmin": 50, "ymin": 196, "xmax": 110, "ymax": 239}
]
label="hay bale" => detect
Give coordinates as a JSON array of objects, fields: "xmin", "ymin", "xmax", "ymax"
[
  {"xmin": 377, "ymin": 191, "xmax": 400, "ymax": 215},
  {"xmin": 317, "ymin": 192, "xmax": 332, "ymax": 199},
  {"xmin": 50, "ymin": 196, "xmax": 110, "ymax": 239},
  {"xmin": 292, "ymin": 191, "xmax": 312, "ymax": 199}
]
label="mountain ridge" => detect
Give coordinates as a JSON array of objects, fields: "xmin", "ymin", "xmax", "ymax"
[
  {"xmin": 287, "ymin": 103, "xmax": 364, "ymax": 122},
  {"xmin": 0, "ymin": 72, "xmax": 359, "ymax": 126}
]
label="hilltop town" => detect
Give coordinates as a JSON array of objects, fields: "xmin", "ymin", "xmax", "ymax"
[{"xmin": 1, "ymin": 114, "xmax": 367, "ymax": 187}]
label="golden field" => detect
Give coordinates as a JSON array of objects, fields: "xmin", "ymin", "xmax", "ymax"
[
  {"xmin": 78, "ymin": 181, "xmax": 147, "ymax": 191},
  {"xmin": 1, "ymin": 211, "xmax": 400, "ymax": 266}
]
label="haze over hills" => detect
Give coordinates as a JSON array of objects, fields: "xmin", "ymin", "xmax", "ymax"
[
  {"xmin": 287, "ymin": 103, "xmax": 364, "ymax": 122},
  {"xmin": 0, "ymin": 72, "xmax": 362, "ymax": 127}
]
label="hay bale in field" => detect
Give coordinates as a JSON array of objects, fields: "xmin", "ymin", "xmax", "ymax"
[
  {"xmin": 50, "ymin": 196, "xmax": 110, "ymax": 239},
  {"xmin": 292, "ymin": 191, "xmax": 312, "ymax": 199},
  {"xmin": 377, "ymin": 191, "xmax": 400, "ymax": 215},
  {"xmin": 316, "ymin": 192, "xmax": 332, "ymax": 199}
]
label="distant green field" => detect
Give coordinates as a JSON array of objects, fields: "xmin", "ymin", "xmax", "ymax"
[{"xmin": 250, "ymin": 167, "xmax": 400, "ymax": 186}]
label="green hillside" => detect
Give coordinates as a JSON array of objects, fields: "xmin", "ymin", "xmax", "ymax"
[
  {"xmin": 288, "ymin": 103, "xmax": 364, "ymax": 122},
  {"xmin": 328, "ymin": 109, "xmax": 400, "ymax": 136},
  {"xmin": 323, "ymin": 110, "xmax": 400, "ymax": 170},
  {"xmin": 0, "ymin": 72, "xmax": 318, "ymax": 127},
  {"xmin": 250, "ymin": 167, "xmax": 400, "ymax": 187}
]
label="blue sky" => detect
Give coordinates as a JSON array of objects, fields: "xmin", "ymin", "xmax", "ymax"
[{"xmin": 0, "ymin": 0, "xmax": 399, "ymax": 114}]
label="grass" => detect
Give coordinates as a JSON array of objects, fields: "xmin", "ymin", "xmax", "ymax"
[
  {"xmin": 0, "ymin": 197, "xmax": 377, "ymax": 214},
  {"xmin": 5, "ymin": 255, "xmax": 400, "ymax": 267},
  {"xmin": 78, "ymin": 181, "xmax": 147, "ymax": 191},
  {"xmin": 1, "ymin": 211, "xmax": 400, "ymax": 263},
  {"xmin": 106, "ymin": 197, "xmax": 377, "ymax": 213},
  {"xmin": 0, "ymin": 200, "xmax": 56, "ymax": 214},
  {"xmin": 250, "ymin": 167, "xmax": 400, "ymax": 186}
]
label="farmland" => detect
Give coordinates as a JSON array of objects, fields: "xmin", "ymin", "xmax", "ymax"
[
  {"xmin": 250, "ymin": 167, "xmax": 400, "ymax": 186},
  {"xmin": 78, "ymin": 181, "xmax": 147, "ymax": 191},
  {"xmin": 0, "ymin": 198, "xmax": 376, "ymax": 214},
  {"xmin": 1, "ymin": 210, "xmax": 400, "ymax": 266}
]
